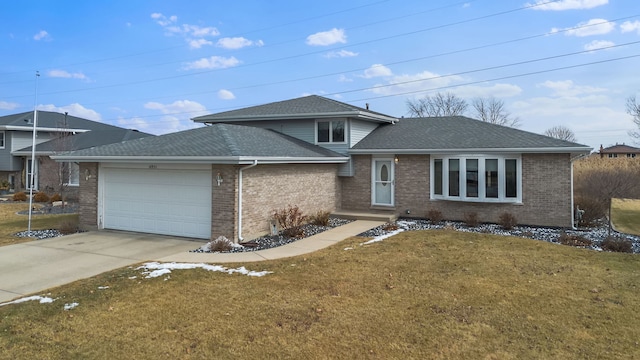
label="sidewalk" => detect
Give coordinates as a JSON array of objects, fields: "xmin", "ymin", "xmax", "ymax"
[{"xmin": 156, "ymin": 220, "xmax": 385, "ymax": 263}]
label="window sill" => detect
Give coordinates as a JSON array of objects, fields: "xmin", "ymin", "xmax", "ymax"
[{"xmin": 430, "ymin": 197, "xmax": 522, "ymax": 205}]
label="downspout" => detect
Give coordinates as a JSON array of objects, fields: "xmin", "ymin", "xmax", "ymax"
[
  {"xmin": 237, "ymin": 160, "xmax": 258, "ymax": 242},
  {"xmin": 570, "ymin": 153, "xmax": 588, "ymax": 230}
]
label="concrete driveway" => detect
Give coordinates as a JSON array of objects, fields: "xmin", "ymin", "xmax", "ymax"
[{"xmin": 0, "ymin": 231, "xmax": 202, "ymax": 303}]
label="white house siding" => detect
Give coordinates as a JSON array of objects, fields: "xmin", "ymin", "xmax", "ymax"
[{"xmin": 349, "ymin": 119, "xmax": 379, "ymax": 147}]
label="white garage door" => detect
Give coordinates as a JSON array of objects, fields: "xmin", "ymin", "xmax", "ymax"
[{"xmin": 102, "ymin": 167, "xmax": 212, "ymax": 239}]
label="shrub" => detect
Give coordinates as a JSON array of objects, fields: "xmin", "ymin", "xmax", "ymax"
[
  {"xmin": 309, "ymin": 210, "xmax": 331, "ymax": 226},
  {"xmin": 58, "ymin": 220, "xmax": 81, "ymax": 235},
  {"xmin": 272, "ymin": 205, "xmax": 308, "ymax": 238},
  {"xmin": 557, "ymin": 231, "xmax": 592, "ymax": 247},
  {"xmin": 50, "ymin": 193, "xmax": 62, "ymax": 202},
  {"xmin": 426, "ymin": 209, "xmax": 443, "ymax": 224},
  {"xmin": 574, "ymin": 196, "xmax": 608, "ymax": 227},
  {"xmin": 207, "ymin": 236, "xmax": 234, "ymax": 252},
  {"xmin": 601, "ymin": 236, "xmax": 633, "ymax": 253},
  {"xmin": 33, "ymin": 191, "xmax": 50, "ymax": 203},
  {"xmin": 12, "ymin": 192, "xmax": 27, "ymax": 201},
  {"xmin": 463, "ymin": 212, "xmax": 479, "ymax": 227},
  {"xmin": 498, "ymin": 212, "xmax": 518, "ymax": 230}
]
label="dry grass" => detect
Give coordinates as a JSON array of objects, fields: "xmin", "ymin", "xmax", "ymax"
[
  {"xmin": 1, "ymin": 230, "xmax": 639, "ymax": 359},
  {"xmin": 0, "ymin": 203, "xmax": 79, "ymax": 247},
  {"xmin": 611, "ymin": 198, "xmax": 640, "ymax": 236}
]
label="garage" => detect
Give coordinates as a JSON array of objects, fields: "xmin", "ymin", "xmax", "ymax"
[{"xmin": 100, "ymin": 166, "xmax": 212, "ymax": 239}]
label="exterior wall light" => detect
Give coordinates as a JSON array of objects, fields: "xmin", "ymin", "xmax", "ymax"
[{"xmin": 216, "ymin": 172, "xmax": 223, "ymax": 186}]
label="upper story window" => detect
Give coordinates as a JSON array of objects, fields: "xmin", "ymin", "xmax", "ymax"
[
  {"xmin": 0, "ymin": 131, "xmax": 4, "ymax": 149},
  {"xmin": 431, "ymin": 155, "xmax": 521, "ymax": 203},
  {"xmin": 317, "ymin": 120, "xmax": 345, "ymax": 143},
  {"xmin": 627, "ymin": 153, "xmax": 637, "ymax": 158}
]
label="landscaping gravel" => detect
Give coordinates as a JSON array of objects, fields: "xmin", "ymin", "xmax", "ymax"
[{"xmin": 359, "ymin": 218, "xmax": 640, "ymax": 254}]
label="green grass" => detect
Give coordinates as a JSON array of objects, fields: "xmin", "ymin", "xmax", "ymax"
[
  {"xmin": 0, "ymin": 203, "xmax": 78, "ymax": 247},
  {"xmin": 1, "ymin": 230, "xmax": 639, "ymax": 359},
  {"xmin": 611, "ymin": 198, "xmax": 640, "ymax": 236}
]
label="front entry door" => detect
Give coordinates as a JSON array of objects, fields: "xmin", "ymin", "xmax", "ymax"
[{"xmin": 372, "ymin": 159, "xmax": 394, "ymax": 206}]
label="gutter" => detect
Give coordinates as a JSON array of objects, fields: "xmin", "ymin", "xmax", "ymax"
[
  {"xmin": 237, "ymin": 160, "xmax": 258, "ymax": 242},
  {"xmin": 50, "ymin": 155, "xmax": 350, "ymax": 164},
  {"xmin": 349, "ymin": 147, "xmax": 593, "ymax": 155}
]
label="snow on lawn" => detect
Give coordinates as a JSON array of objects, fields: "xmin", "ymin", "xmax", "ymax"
[
  {"xmin": 0, "ymin": 295, "xmax": 55, "ymax": 307},
  {"xmin": 137, "ymin": 262, "xmax": 273, "ymax": 278},
  {"xmin": 359, "ymin": 220, "xmax": 415, "ymax": 246}
]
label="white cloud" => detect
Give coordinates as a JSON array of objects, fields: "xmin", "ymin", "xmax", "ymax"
[
  {"xmin": 584, "ymin": 40, "xmax": 615, "ymax": 52},
  {"xmin": 621, "ymin": 20, "xmax": 640, "ymax": 34},
  {"xmin": 338, "ymin": 74, "xmax": 353, "ymax": 82},
  {"xmin": 151, "ymin": 13, "xmax": 219, "ymax": 49},
  {"xmin": 369, "ymin": 70, "xmax": 464, "ymax": 96},
  {"xmin": 144, "ymin": 99, "xmax": 206, "ymax": 115},
  {"xmin": 182, "ymin": 56, "xmax": 241, "ymax": 70},
  {"xmin": 538, "ymin": 80, "xmax": 606, "ymax": 97},
  {"xmin": 37, "ymin": 103, "xmax": 102, "ymax": 121},
  {"xmin": 0, "ymin": 101, "xmax": 19, "ymax": 110},
  {"xmin": 527, "ymin": 0, "xmax": 608, "ymax": 11},
  {"xmin": 47, "ymin": 69, "xmax": 89, "ymax": 81},
  {"xmin": 139, "ymin": 100, "xmax": 207, "ymax": 134},
  {"xmin": 217, "ymin": 89, "xmax": 235, "ymax": 100},
  {"xmin": 306, "ymin": 28, "xmax": 347, "ymax": 46},
  {"xmin": 454, "ymin": 83, "xmax": 523, "ymax": 98},
  {"xmin": 216, "ymin": 37, "xmax": 263, "ymax": 49},
  {"xmin": 362, "ymin": 64, "xmax": 393, "ymax": 79},
  {"xmin": 553, "ymin": 19, "xmax": 615, "ymax": 37},
  {"xmin": 324, "ymin": 50, "xmax": 358, "ymax": 58},
  {"xmin": 33, "ymin": 30, "xmax": 50, "ymax": 41},
  {"xmin": 188, "ymin": 38, "xmax": 213, "ymax": 49}
]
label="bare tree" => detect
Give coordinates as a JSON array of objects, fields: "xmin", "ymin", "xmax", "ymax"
[
  {"xmin": 544, "ymin": 125, "xmax": 577, "ymax": 142},
  {"xmin": 471, "ymin": 96, "xmax": 520, "ymax": 128},
  {"xmin": 406, "ymin": 92, "xmax": 468, "ymax": 117},
  {"xmin": 627, "ymin": 95, "xmax": 640, "ymax": 142}
]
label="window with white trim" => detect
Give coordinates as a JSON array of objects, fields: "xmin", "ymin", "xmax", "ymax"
[
  {"xmin": 0, "ymin": 131, "xmax": 4, "ymax": 149},
  {"xmin": 316, "ymin": 120, "xmax": 345, "ymax": 143},
  {"xmin": 431, "ymin": 155, "xmax": 521, "ymax": 202},
  {"xmin": 66, "ymin": 162, "xmax": 80, "ymax": 186}
]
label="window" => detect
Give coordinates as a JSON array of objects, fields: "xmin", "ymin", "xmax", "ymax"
[
  {"xmin": 66, "ymin": 162, "xmax": 79, "ymax": 186},
  {"xmin": 317, "ymin": 120, "xmax": 345, "ymax": 143},
  {"xmin": 627, "ymin": 153, "xmax": 637, "ymax": 158},
  {"xmin": 0, "ymin": 131, "xmax": 4, "ymax": 149},
  {"xmin": 431, "ymin": 155, "xmax": 521, "ymax": 202},
  {"xmin": 608, "ymin": 153, "xmax": 618, "ymax": 158}
]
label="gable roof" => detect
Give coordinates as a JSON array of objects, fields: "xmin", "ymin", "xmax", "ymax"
[
  {"xmin": 192, "ymin": 95, "xmax": 398, "ymax": 124},
  {"xmin": 13, "ymin": 129, "xmax": 153, "ymax": 155},
  {"xmin": 350, "ymin": 116, "xmax": 592, "ymax": 154},
  {"xmin": 52, "ymin": 123, "xmax": 349, "ymax": 164},
  {"xmin": 599, "ymin": 144, "xmax": 640, "ymax": 154},
  {"xmin": 0, "ymin": 111, "xmax": 130, "ymax": 132}
]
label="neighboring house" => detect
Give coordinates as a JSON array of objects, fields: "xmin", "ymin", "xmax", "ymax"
[
  {"xmin": 598, "ymin": 144, "xmax": 640, "ymax": 158},
  {"xmin": 53, "ymin": 95, "xmax": 592, "ymax": 241},
  {"xmin": 0, "ymin": 110, "xmax": 152, "ymax": 196}
]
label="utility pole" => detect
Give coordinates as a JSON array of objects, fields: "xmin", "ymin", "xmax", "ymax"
[{"xmin": 27, "ymin": 71, "xmax": 40, "ymax": 235}]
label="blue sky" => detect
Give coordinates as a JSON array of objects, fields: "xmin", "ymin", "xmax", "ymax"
[{"xmin": 1, "ymin": 0, "xmax": 639, "ymax": 150}]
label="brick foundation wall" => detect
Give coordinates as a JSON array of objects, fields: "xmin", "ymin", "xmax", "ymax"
[
  {"xmin": 340, "ymin": 153, "xmax": 573, "ymax": 227},
  {"xmin": 78, "ymin": 162, "xmax": 99, "ymax": 230},
  {"xmin": 240, "ymin": 164, "xmax": 340, "ymax": 240}
]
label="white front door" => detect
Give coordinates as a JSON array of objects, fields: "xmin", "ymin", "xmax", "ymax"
[{"xmin": 372, "ymin": 159, "xmax": 394, "ymax": 206}]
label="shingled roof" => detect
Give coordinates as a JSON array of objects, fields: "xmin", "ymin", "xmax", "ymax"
[
  {"xmin": 13, "ymin": 129, "xmax": 152, "ymax": 154},
  {"xmin": 0, "ymin": 111, "xmax": 130, "ymax": 132},
  {"xmin": 350, "ymin": 116, "xmax": 592, "ymax": 154},
  {"xmin": 192, "ymin": 95, "xmax": 397, "ymax": 124},
  {"xmin": 53, "ymin": 123, "xmax": 349, "ymax": 163}
]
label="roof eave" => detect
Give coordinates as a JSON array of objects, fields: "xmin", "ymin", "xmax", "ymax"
[
  {"xmin": 50, "ymin": 155, "xmax": 350, "ymax": 164},
  {"xmin": 1, "ymin": 125, "xmax": 91, "ymax": 132},
  {"xmin": 349, "ymin": 147, "xmax": 593, "ymax": 154}
]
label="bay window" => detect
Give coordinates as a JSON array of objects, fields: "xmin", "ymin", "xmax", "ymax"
[{"xmin": 431, "ymin": 155, "xmax": 521, "ymax": 202}]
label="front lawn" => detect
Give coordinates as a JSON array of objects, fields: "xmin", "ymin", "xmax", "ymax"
[
  {"xmin": 1, "ymin": 230, "xmax": 638, "ymax": 359},
  {"xmin": 0, "ymin": 203, "xmax": 78, "ymax": 247},
  {"xmin": 611, "ymin": 198, "xmax": 640, "ymax": 236}
]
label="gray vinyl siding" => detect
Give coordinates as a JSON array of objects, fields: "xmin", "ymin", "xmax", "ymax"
[
  {"xmin": 11, "ymin": 131, "xmax": 53, "ymax": 151},
  {"xmin": 350, "ymin": 119, "xmax": 379, "ymax": 147},
  {"xmin": 235, "ymin": 120, "xmax": 315, "ymax": 143}
]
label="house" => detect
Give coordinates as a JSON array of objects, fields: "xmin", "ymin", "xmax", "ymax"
[
  {"xmin": 53, "ymin": 95, "xmax": 592, "ymax": 241},
  {"xmin": 0, "ymin": 110, "xmax": 152, "ymax": 196},
  {"xmin": 598, "ymin": 144, "xmax": 640, "ymax": 158}
]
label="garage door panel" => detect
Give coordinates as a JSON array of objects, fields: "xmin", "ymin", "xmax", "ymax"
[{"xmin": 102, "ymin": 168, "xmax": 212, "ymax": 239}]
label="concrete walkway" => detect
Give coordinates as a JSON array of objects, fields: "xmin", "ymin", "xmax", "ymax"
[
  {"xmin": 157, "ymin": 220, "xmax": 385, "ymax": 263},
  {"xmin": 0, "ymin": 220, "xmax": 383, "ymax": 303}
]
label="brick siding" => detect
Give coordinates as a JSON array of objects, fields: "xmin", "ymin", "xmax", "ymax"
[
  {"xmin": 78, "ymin": 162, "xmax": 99, "ymax": 230},
  {"xmin": 341, "ymin": 153, "xmax": 573, "ymax": 227}
]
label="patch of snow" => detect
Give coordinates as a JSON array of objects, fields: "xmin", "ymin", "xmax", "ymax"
[
  {"xmin": 0, "ymin": 295, "xmax": 55, "ymax": 307},
  {"xmin": 97, "ymin": 286, "xmax": 109, "ymax": 290},
  {"xmin": 344, "ymin": 247, "xmax": 354, "ymax": 251},
  {"xmin": 64, "ymin": 302, "xmax": 79, "ymax": 310},
  {"xmin": 137, "ymin": 262, "xmax": 273, "ymax": 278}
]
